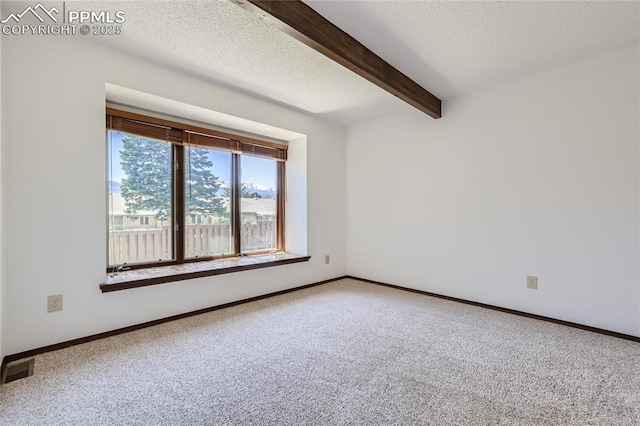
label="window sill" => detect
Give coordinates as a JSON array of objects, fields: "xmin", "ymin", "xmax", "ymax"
[{"xmin": 100, "ymin": 253, "xmax": 310, "ymax": 293}]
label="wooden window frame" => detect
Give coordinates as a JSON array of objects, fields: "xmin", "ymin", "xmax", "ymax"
[{"xmin": 106, "ymin": 108, "xmax": 287, "ymax": 272}]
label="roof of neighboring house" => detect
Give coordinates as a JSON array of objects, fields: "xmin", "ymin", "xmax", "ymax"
[
  {"xmin": 108, "ymin": 193, "xmax": 275, "ymax": 216},
  {"xmin": 108, "ymin": 192, "xmax": 156, "ymax": 216},
  {"xmin": 237, "ymin": 198, "xmax": 276, "ymax": 216}
]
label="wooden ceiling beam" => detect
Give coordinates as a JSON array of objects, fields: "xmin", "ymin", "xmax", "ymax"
[{"xmin": 231, "ymin": 0, "xmax": 442, "ymax": 119}]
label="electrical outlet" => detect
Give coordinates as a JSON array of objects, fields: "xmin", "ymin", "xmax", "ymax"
[
  {"xmin": 325, "ymin": 255, "xmax": 330, "ymax": 264},
  {"xmin": 526, "ymin": 275, "xmax": 538, "ymax": 290},
  {"xmin": 47, "ymin": 294, "xmax": 63, "ymax": 313}
]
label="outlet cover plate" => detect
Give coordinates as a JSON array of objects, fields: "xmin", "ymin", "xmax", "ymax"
[
  {"xmin": 47, "ymin": 294, "xmax": 63, "ymax": 312},
  {"xmin": 526, "ymin": 275, "xmax": 538, "ymax": 290}
]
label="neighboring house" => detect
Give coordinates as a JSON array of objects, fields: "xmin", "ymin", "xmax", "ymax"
[
  {"xmin": 108, "ymin": 192, "xmax": 276, "ymax": 230},
  {"xmin": 107, "ymin": 192, "xmax": 164, "ymax": 230},
  {"xmin": 236, "ymin": 198, "xmax": 277, "ymax": 225}
]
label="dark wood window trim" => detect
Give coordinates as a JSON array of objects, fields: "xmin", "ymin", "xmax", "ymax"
[
  {"xmin": 106, "ymin": 108, "xmax": 288, "ymax": 275},
  {"xmin": 106, "ymin": 107, "xmax": 288, "ymax": 151},
  {"xmin": 101, "ymin": 253, "xmax": 311, "ymax": 293}
]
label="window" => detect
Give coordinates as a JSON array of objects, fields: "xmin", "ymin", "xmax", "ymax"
[
  {"xmin": 107, "ymin": 109, "xmax": 286, "ymax": 269},
  {"xmin": 109, "ymin": 216, "xmax": 124, "ymax": 231},
  {"xmin": 240, "ymin": 155, "xmax": 277, "ymax": 252}
]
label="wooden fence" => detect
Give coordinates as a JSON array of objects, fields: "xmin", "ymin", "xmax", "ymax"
[{"xmin": 108, "ymin": 221, "xmax": 276, "ymax": 264}]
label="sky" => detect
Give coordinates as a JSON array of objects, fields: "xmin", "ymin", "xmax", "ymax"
[{"xmin": 108, "ymin": 132, "xmax": 276, "ymax": 189}]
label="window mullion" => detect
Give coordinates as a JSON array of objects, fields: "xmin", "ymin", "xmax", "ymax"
[
  {"xmin": 232, "ymin": 153, "xmax": 241, "ymax": 255},
  {"xmin": 277, "ymin": 161, "xmax": 285, "ymax": 251},
  {"xmin": 175, "ymin": 143, "xmax": 185, "ymax": 263}
]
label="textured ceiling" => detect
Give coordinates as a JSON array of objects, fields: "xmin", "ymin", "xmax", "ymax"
[
  {"xmin": 7, "ymin": 1, "xmax": 637, "ymax": 125},
  {"xmin": 306, "ymin": 0, "xmax": 640, "ymax": 100},
  {"xmin": 71, "ymin": 0, "xmax": 402, "ymax": 125}
]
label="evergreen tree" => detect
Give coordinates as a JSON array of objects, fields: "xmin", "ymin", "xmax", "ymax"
[
  {"xmin": 120, "ymin": 137, "xmax": 226, "ymax": 221},
  {"xmin": 184, "ymin": 146, "xmax": 227, "ymax": 217},
  {"xmin": 120, "ymin": 136, "xmax": 172, "ymax": 221},
  {"xmin": 222, "ymin": 182, "xmax": 257, "ymax": 198}
]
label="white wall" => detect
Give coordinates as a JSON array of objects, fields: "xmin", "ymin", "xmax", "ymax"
[
  {"xmin": 348, "ymin": 46, "xmax": 640, "ymax": 336},
  {"xmin": 1, "ymin": 34, "xmax": 347, "ymax": 357},
  {"xmin": 0, "ymin": 34, "xmax": 3, "ymax": 359}
]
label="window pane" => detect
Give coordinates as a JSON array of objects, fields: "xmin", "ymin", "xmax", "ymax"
[
  {"xmin": 184, "ymin": 147, "xmax": 232, "ymax": 258},
  {"xmin": 240, "ymin": 155, "xmax": 277, "ymax": 252},
  {"xmin": 107, "ymin": 131, "xmax": 173, "ymax": 265}
]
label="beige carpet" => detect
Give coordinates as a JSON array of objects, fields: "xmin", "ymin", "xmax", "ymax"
[{"xmin": 1, "ymin": 278, "xmax": 639, "ymax": 425}]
